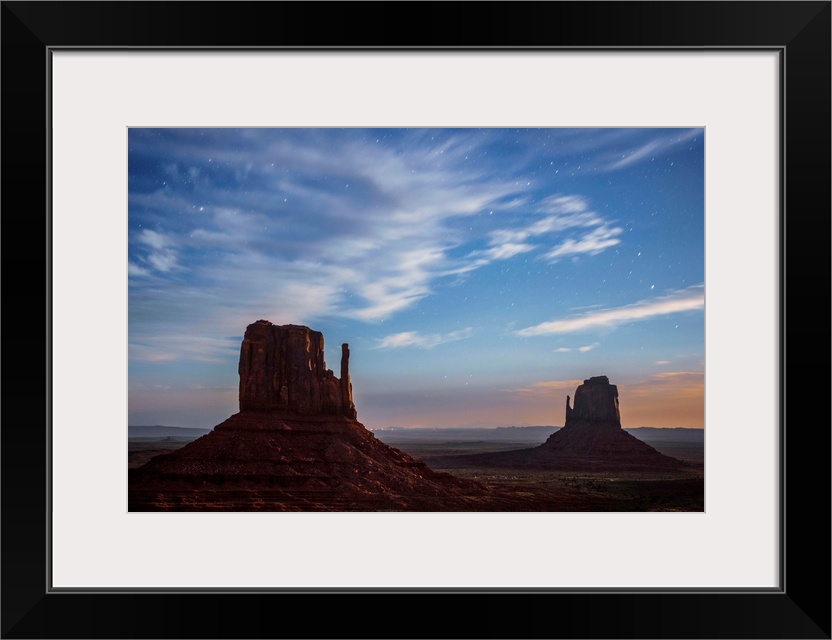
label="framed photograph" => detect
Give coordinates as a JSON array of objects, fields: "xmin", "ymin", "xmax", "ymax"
[{"xmin": 3, "ymin": 2, "xmax": 829, "ymax": 638}]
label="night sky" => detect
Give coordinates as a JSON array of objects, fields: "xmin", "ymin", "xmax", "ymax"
[{"xmin": 128, "ymin": 128, "xmax": 704, "ymax": 429}]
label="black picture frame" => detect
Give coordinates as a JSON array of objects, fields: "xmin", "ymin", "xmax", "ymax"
[{"xmin": 2, "ymin": 2, "xmax": 829, "ymax": 638}]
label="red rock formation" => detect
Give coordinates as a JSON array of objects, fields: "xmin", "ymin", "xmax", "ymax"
[
  {"xmin": 434, "ymin": 375, "xmax": 687, "ymax": 472},
  {"xmin": 129, "ymin": 321, "xmax": 480, "ymax": 511},
  {"xmin": 535, "ymin": 376, "xmax": 686, "ymax": 469}
]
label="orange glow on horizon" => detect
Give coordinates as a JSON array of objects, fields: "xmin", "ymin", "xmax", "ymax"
[{"xmin": 618, "ymin": 372, "xmax": 704, "ymax": 429}]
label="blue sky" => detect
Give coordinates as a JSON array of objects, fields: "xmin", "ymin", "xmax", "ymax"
[{"xmin": 128, "ymin": 128, "xmax": 704, "ymax": 429}]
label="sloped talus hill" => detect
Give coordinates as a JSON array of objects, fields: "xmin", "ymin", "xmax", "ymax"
[
  {"xmin": 434, "ymin": 376, "xmax": 688, "ymax": 472},
  {"xmin": 129, "ymin": 320, "xmax": 482, "ymax": 511}
]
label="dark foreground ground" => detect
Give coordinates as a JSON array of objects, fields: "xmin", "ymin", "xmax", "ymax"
[
  {"xmin": 128, "ymin": 426, "xmax": 703, "ymax": 511},
  {"xmin": 129, "ymin": 437, "xmax": 205, "ymax": 469},
  {"xmin": 375, "ymin": 427, "xmax": 703, "ymax": 511}
]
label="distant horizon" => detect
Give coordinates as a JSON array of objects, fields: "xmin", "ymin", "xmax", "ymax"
[
  {"xmin": 128, "ymin": 422, "xmax": 704, "ymax": 431},
  {"xmin": 129, "ymin": 128, "xmax": 704, "ymax": 431}
]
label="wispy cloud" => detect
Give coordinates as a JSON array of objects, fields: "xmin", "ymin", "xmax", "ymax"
[
  {"xmin": 553, "ymin": 343, "xmax": 600, "ymax": 353},
  {"xmin": 130, "ymin": 229, "xmax": 180, "ymax": 276},
  {"xmin": 468, "ymin": 242, "xmax": 537, "ymax": 263},
  {"xmin": 606, "ymin": 139, "xmax": 663, "ymax": 171},
  {"xmin": 537, "ymin": 194, "xmax": 590, "ymax": 215},
  {"xmin": 620, "ymin": 371, "xmax": 704, "ymax": 405},
  {"xmin": 128, "ymin": 263, "xmax": 150, "ymax": 277},
  {"xmin": 543, "ymin": 225, "xmax": 623, "ymax": 261},
  {"xmin": 464, "ymin": 192, "xmax": 620, "ymax": 270},
  {"xmin": 139, "ymin": 229, "xmax": 172, "ymax": 251},
  {"xmin": 375, "ymin": 327, "xmax": 473, "ymax": 349},
  {"xmin": 516, "ymin": 284, "xmax": 704, "ymax": 336},
  {"xmin": 511, "ymin": 379, "xmax": 584, "ymax": 395},
  {"xmin": 129, "ymin": 335, "xmax": 240, "ymax": 364},
  {"xmin": 648, "ymin": 371, "xmax": 703, "ymax": 381},
  {"xmin": 600, "ymin": 129, "xmax": 700, "ymax": 171}
]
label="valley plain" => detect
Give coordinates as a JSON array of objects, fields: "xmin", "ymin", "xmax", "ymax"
[{"xmin": 129, "ymin": 424, "xmax": 703, "ymax": 511}]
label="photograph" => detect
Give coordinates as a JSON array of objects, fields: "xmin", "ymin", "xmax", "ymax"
[{"xmin": 127, "ymin": 127, "xmax": 705, "ymax": 512}]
